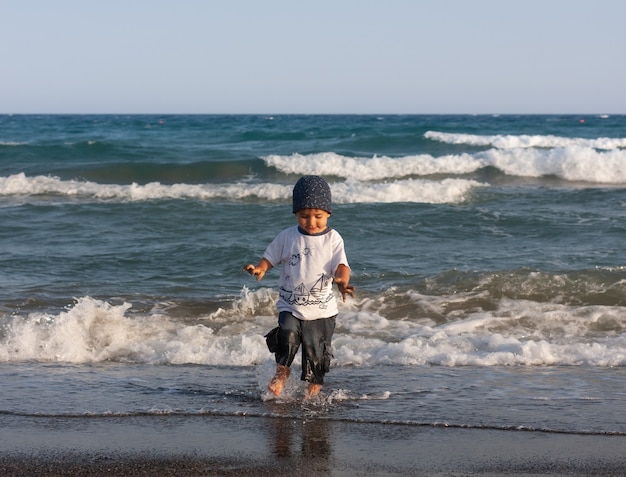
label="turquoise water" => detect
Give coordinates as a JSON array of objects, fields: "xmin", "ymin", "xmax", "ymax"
[{"xmin": 1, "ymin": 114, "xmax": 625, "ymax": 434}]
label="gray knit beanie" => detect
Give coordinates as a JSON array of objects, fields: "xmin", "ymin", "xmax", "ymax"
[{"xmin": 292, "ymin": 175, "xmax": 332, "ymax": 214}]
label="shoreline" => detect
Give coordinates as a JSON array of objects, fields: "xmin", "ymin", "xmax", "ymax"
[{"xmin": 1, "ymin": 414, "xmax": 625, "ymax": 476}]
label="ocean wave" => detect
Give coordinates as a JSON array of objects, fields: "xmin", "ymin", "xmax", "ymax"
[
  {"xmin": 481, "ymin": 146, "xmax": 626, "ymax": 183},
  {"xmin": 334, "ymin": 298, "xmax": 626, "ymax": 367},
  {"xmin": 0, "ymin": 172, "xmax": 291, "ymax": 201},
  {"xmin": 0, "ymin": 295, "xmax": 276, "ymax": 365},
  {"xmin": 0, "ymin": 173, "xmax": 482, "ymax": 205},
  {"xmin": 0, "ymin": 141, "xmax": 27, "ymax": 147},
  {"xmin": 263, "ymin": 152, "xmax": 482, "ymax": 179},
  {"xmin": 425, "ymin": 131, "xmax": 626, "ymax": 150},
  {"xmin": 1, "ymin": 287, "xmax": 624, "ymax": 366},
  {"xmin": 333, "ymin": 178, "xmax": 482, "ymax": 204},
  {"xmin": 263, "ymin": 147, "xmax": 626, "ymax": 184}
]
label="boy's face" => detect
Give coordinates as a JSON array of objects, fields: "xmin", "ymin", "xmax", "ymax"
[{"xmin": 295, "ymin": 208, "xmax": 330, "ymax": 234}]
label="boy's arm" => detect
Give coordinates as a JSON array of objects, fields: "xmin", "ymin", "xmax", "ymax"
[
  {"xmin": 242, "ymin": 258, "xmax": 273, "ymax": 281},
  {"xmin": 334, "ymin": 263, "xmax": 355, "ymax": 302}
]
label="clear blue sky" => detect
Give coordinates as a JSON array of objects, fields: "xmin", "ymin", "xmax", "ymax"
[{"xmin": 2, "ymin": 0, "xmax": 625, "ymax": 114}]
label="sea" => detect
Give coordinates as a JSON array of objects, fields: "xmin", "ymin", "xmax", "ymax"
[{"xmin": 1, "ymin": 114, "xmax": 625, "ymax": 437}]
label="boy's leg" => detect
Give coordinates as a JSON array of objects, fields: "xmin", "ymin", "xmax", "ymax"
[
  {"xmin": 268, "ymin": 364, "xmax": 290, "ymax": 396},
  {"xmin": 301, "ymin": 316, "xmax": 336, "ymax": 398},
  {"xmin": 305, "ymin": 383, "xmax": 322, "ymax": 399},
  {"xmin": 269, "ymin": 312, "xmax": 302, "ymax": 396}
]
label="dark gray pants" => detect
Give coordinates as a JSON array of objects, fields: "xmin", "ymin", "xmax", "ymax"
[{"xmin": 275, "ymin": 311, "xmax": 336, "ymax": 385}]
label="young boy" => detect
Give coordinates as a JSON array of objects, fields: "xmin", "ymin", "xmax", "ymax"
[{"xmin": 243, "ymin": 175, "xmax": 354, "ymax": 399}]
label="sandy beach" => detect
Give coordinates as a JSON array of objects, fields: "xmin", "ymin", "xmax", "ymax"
[{"xmin": 1, "ymin": 414, "xmax": 624, "ymax": 476}]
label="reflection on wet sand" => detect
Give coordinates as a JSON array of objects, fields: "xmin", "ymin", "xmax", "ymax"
[{"xmin": 268, "ymin": 415, "xmax": 334, "ymax": 474}]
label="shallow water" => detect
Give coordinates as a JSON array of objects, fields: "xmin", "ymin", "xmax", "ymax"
[{"xmin": 2, "ymin": 363, "xmax": 624, "ymax": 436}]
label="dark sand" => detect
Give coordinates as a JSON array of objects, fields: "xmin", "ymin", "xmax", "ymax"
[{"xmin": 1, "ymin": 414, "xmax": 624, "ymax": 476}]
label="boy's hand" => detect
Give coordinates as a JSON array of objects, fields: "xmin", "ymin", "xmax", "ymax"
[
  {"xmin": 242, "ymin": 264, "xmax": 265, "ymax": 281},
  {"xmin": 242, "ymin": 259, "xmax": 272, "ymax": 281},
  {"xmin": 334, "ymin": 278, "xmax": 355, "ymax": 302},
  {"xmin": 334, "ymin": 264, "xmax": 354, "ymax": 302}
]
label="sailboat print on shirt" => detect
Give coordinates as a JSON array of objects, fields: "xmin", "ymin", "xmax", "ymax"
[{"xmin": 280, "ymin": 274, "xmax": 333, "ymax": 308}]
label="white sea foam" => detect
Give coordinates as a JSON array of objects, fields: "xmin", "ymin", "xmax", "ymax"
[
  {"xmin": 1, "ymin": 138, "xmax": 624, "ymax": 208},
  {"xmin": 425, "ymin": 131, "xmax": 626, "ymax": 150},
  {"xmin": 0, "ymin": 173, "xmax": 482, "ymax": 205},
  {"xmin": 263, "ymin": 146, "xmax": 626, "ymax": 184},
  {"xmin": 263, "ymin": 152, "xmax": 482, "ymax": 180},
  {"xmin": 332, "ymin": 178, "xmax": 482, "ymax": 204},
  {"xmin": 1, "ymin": 291, "xmax": 624, "ymax": 367},
  {"xmin": 0, "ymin": 296, "xmax": 274, "ymax": 365},
  {"xmin": 0, "ymin": 173, "xmax": 292, "ymax": 202},
  {"xmin": 0, "ymin": 141, "xmax": 27, "ymax": 146},
  {"xmin": 335, "ymin": 293, "xmax": 626, "ymax": 367},
  {"xmin": 480, "ymin": 146, "xmax": 626, "ymax": 183}
]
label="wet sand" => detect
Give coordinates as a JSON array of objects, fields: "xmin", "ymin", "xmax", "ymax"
[{"xmin": 1, "ymin": 414, "xmax": 625, "ymax": 476}]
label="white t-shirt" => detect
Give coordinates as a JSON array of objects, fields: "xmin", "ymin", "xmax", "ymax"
[{"xmin": 262, "ymin": 225, "xmax": 349, "ymax": 321}]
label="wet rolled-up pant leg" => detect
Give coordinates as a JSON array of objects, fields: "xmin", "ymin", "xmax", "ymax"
[
  {"xmin": 275, "ymin": 311, "xmax": 336, "ymax": 385},
  {"xmin": 275, "ymin": 311, "xmax": 301, "ymax": 368}
]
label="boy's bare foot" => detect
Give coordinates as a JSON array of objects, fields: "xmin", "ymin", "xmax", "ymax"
[
  {"xmin": 268, "ymin": 365, "xmax": 290, "ymax": 396},
  {"xmin": 305, "ymin": 383, "xmax": 322, "ymax": 399}
]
